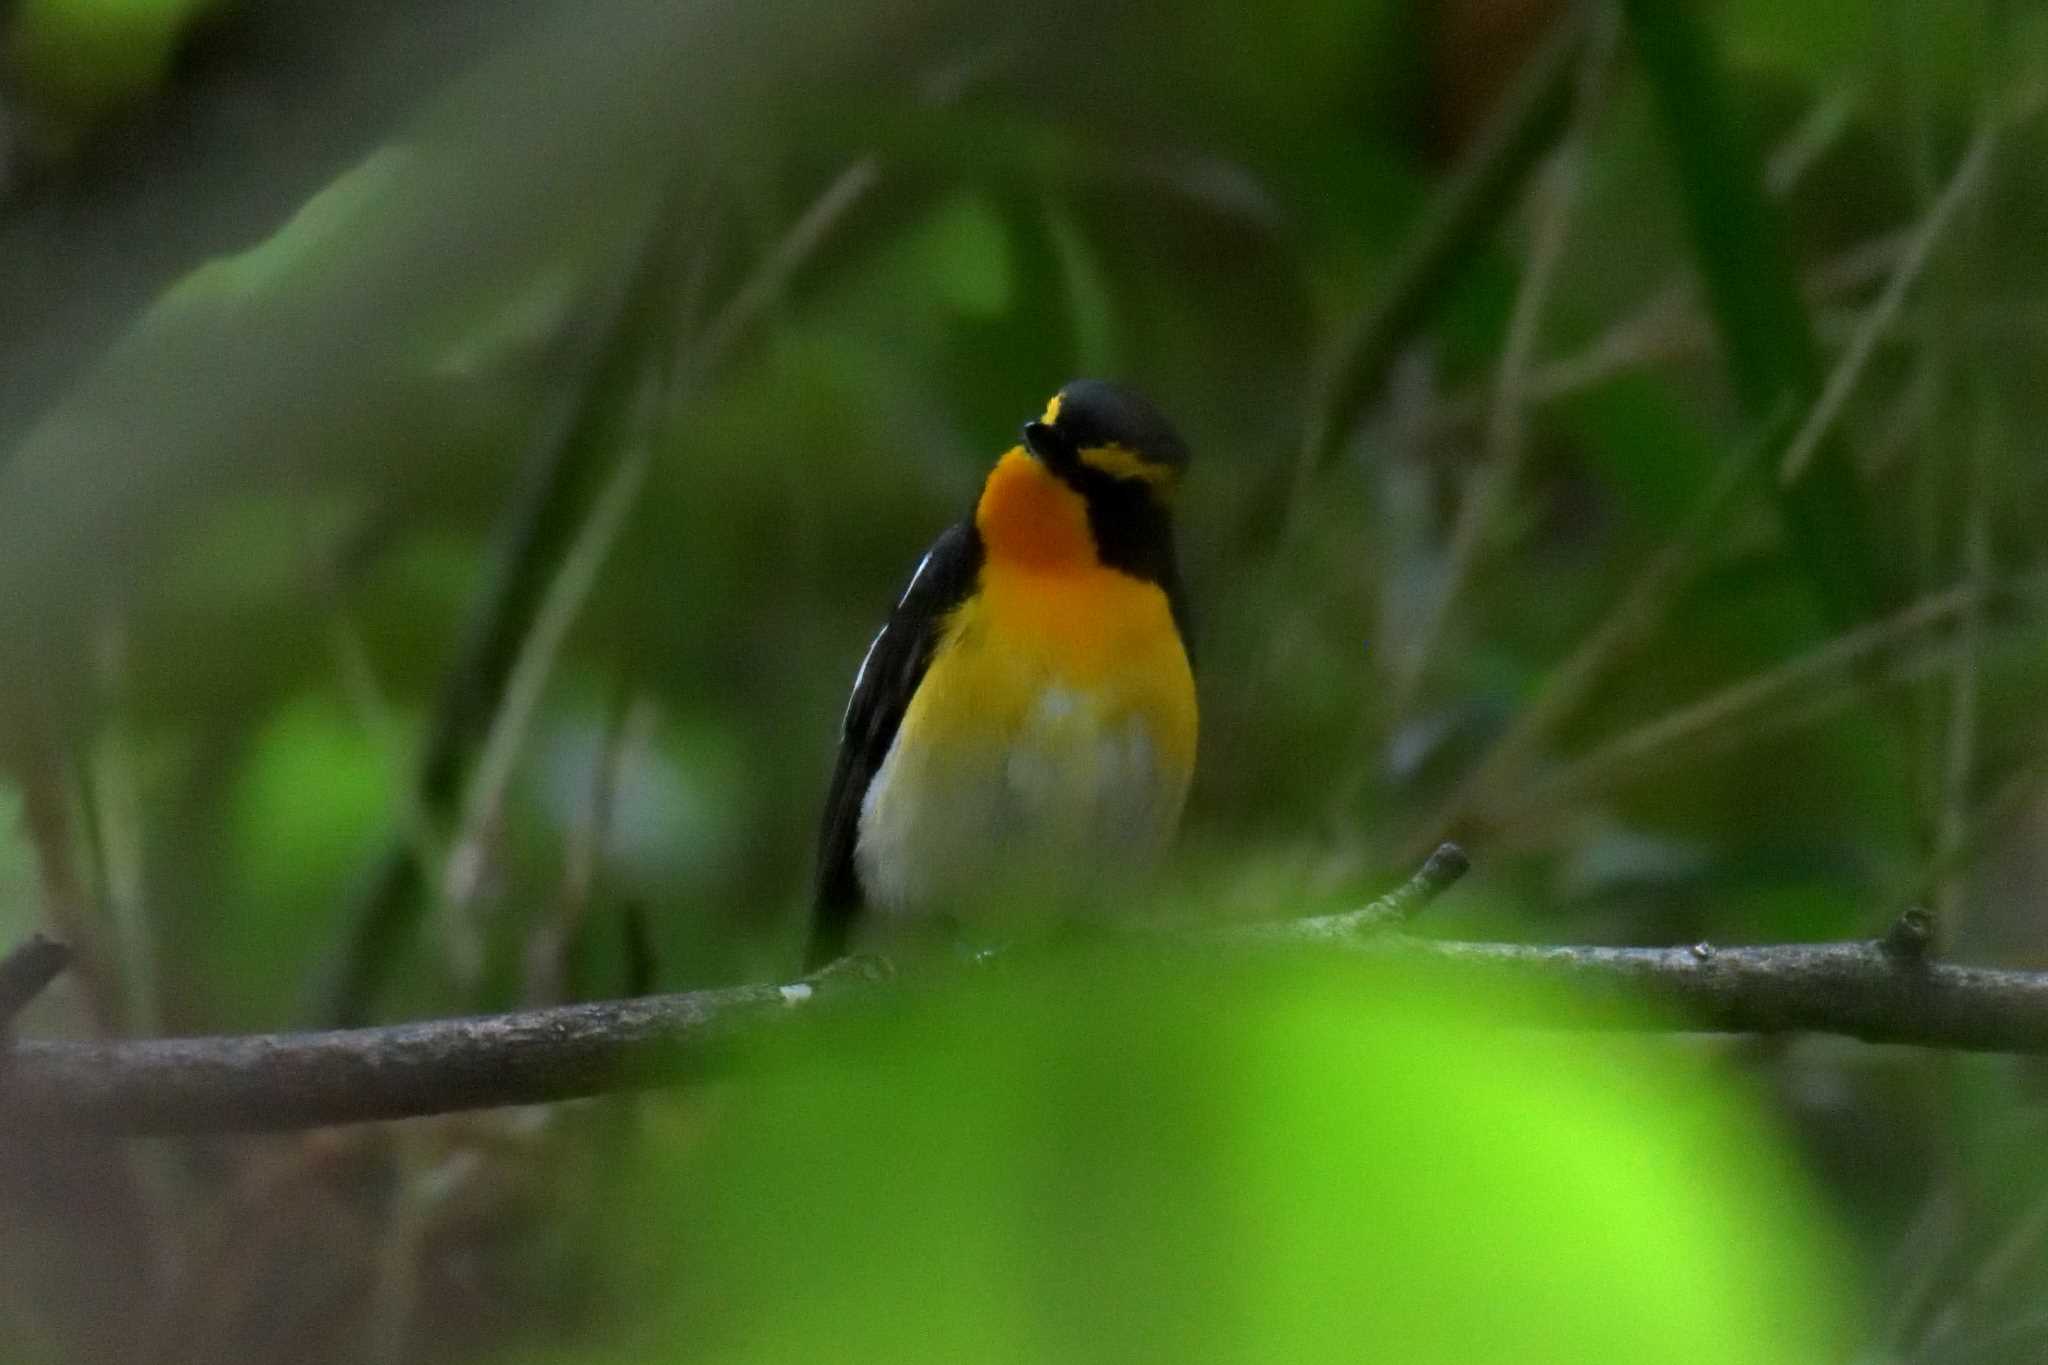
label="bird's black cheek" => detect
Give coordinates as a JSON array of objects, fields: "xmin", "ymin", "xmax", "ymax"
[{"xmin": 1084, "ymin": 488, "xmax": 1178, "ymax": 592}]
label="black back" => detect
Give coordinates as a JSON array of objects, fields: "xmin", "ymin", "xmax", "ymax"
[{"xmin": 808, "ymin": 521, "xmax": 983, "ymax": 968}]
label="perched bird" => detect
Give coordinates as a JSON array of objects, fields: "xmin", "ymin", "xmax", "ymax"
[{"xmin": 808, "ymin": 380, "xmax": 1197, "ymax": 969}]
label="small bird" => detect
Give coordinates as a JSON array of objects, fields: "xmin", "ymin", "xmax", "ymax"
[{"xmin": 808, "ymin": 380, "xmax": 1197, "ymax": 968}]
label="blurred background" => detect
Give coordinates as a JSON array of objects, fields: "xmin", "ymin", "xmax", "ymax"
[{"xmin": 1, "ymin": 0, "xmax": 2046, "ymax": 1360}]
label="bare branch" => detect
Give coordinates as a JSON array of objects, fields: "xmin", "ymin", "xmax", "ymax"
[
  {"xmin": 1364, "ymin": 938, "xmax": 2048, "ymax": 1051},
  {"xmin": 17, "ymin": 884, "xmax": 2048, "ymax": 1133},
  {"xmin": 1882, "ymin": 908, "xmax": 1935, "ymax": 962},
  {"xmin": 8, "ymin": 974, "xmax": 872, "ymax": 1134}
]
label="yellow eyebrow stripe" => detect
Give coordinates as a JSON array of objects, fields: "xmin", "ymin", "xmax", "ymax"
[
  {"xmin": 1041, "ymin": 393, "xmax": 1063, "ymax": 424},
  {"xmin": 1078, "ymin": 443, "xmax": 1174, "ymax": 486}
]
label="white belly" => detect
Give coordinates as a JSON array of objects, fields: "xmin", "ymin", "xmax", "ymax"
[{"xmin": 855, "ymin": 685, "xmax": 1186, "ymax": 918}]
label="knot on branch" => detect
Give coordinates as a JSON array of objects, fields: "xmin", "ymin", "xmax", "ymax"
[
  {"xmin": 1357, "ymin": 841, "xmax": 1472, "ymax": 932},
  {"xmin": 0, "ymin": 934, "xmax": 71, "ymax": 1086},
  {"xmin": 1882, "ymin": 908, "xmax": 1934, "ymax": 963}
]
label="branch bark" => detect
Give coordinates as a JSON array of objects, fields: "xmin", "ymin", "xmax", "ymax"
[
  {"xmin": 1372, "ymin": 936, "xmax": 2048, "ymax": 1049},
  {"xmin": 12, "ymin": 914, "xmax": 2048, "ymax": 1135},
  {"xmin": 8, "ymin": 972, "xmax": 877, "ymax": 1134}
]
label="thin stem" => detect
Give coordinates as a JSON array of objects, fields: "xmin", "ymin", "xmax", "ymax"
[
  {"xmin": 312, "ymin": 199, "xmax": 684, "ymax": 1027},
  {"xmin": 1523, "ymin": 584, "xmax": 1982, "ymax": 810},
  {"xmin": 523, "ymin": 683, "xmax": 644, "ymax": 1005},
  {"xmin": 441, "ymin": 355, "xmax": 662, "ymax": 983},
  {"xmin": 1290, "ymin": 4, "xmax": 1589, "ymax": 504},
  {"xmin": 443, "ymin": 160, "xmax": 880, "ymax": 987},
  {"xmin": 1933, "ymin": 380, "xmax": 1996, "ymax": 942},
  {"xmin": 678, "ymin": 158, "xmax": 880, "ymax": 383},
  {"xmin": 1385, "ymin": 132, "xmax": 1591, "ymax": 723},
  {"xmin": 1779, "ymin": 119, "xmax": 1999, "ymax": 484},
  {"xmin": 1409, "ymin": 404, "xmax": 1784, "ymax": 858}
]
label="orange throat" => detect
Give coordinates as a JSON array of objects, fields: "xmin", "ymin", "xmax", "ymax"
[{"xmin": 973, "ymin": 448, "xmax": 1095, "ymax": 570}]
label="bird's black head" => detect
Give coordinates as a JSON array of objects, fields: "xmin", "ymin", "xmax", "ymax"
[{"xmin": 1019, "ymin": 379, "xmax": 1190, "ymax": 495}]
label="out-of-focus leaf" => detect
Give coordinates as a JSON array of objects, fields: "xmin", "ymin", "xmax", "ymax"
[
  {"xmin": 0, "ymin": 0, "xmax": 1105, "ymax": 721},
  {"xmin": 152, "ymin": 492, "xmax": 365, "ymax": 615},
  {"xmin": 1043, "ymin": 201, "xmax": 1118, "ymax": 375},
  {"xmin": 913, "ymin": 192, "xmax": 1015, "ymax": 320},
  {"xmin": 143, "ymin": 149, "xmax": 418, "ymax": 321},
  {"xmin": 1560, "ymin": 377, "xmax": 1734, "ymax": 538},
  {"xmin": 1719, "ymin": 2, "xmax": 1875, "ymax": 85},
  {"xmin": 218, "ymin": 694, "xmax": 403, "ymax": 1026},
  {"xmin": 8, "ymin": 0, "xmax": 217, "ymax": 127},
  {"xmin": 575, "ymin": 954, "xmax": 1857, "ymax": 1363}
]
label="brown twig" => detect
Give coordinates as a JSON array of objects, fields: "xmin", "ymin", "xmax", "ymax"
[
  {"xmin": 1778, "ymin": 117, "xmax": 2000, "ymax": 484},
  {"xmin": 1226, "ymin": 843, "xmax": 1472, "ymax": 944},
  {"xmin": 1515, "ymin": 583, "xmax": 1984, "ymax": 812}
]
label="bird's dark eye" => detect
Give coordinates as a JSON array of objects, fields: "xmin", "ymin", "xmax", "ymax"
[{"xmin": 1022, "ymin": 421, "xmax": 1075, "ymax": 464}]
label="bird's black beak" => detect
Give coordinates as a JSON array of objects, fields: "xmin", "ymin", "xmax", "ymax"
[{"xmin": 1022, "ymin": 421, "xmax": 1072, "ymax": 465}]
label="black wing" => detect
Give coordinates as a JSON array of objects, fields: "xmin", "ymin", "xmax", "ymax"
[{"xmin": 807, "ymin": 521, "xmax": 983, "ymax": 969}]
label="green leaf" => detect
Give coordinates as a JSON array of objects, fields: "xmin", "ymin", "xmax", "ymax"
[
  {"xmin": 218, "ymin": 694, "xmax": 403, "ymax": 1026},
  {"xmin": 9, "ymin": 0, "xmax": 217, "ymax": 126},
  {"xmin": 629, "ymin": 955, "xmax": 1853, "ymax": 1363},
  {"xmin": 1043, "ymin": 201, "xmax": 1118, "ymax": 375}
]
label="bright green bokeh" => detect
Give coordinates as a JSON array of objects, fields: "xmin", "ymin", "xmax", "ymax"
[
  {"xmin": 9, "ymin": 0, "xmax": 215, "ymax": 126},
  {"xmin": 556, "ymin": 955, "xmax": 1855, "ymax": 1363},
  {"xmin": 217, "ymin": 693, "xmax": 399, "ymax": 1025}
]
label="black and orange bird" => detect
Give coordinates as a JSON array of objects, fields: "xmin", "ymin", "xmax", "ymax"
[{"xmin": 808, "ymin": 381, "xmax": 1196, "ymax": 968}]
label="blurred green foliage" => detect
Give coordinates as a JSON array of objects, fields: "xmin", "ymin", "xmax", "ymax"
[
  {"xmin": 0, "ymin": 0, "xmax": 2045, "ymax": 1360},
  {"xmin": 7, "ymin": 0, "xmax": 218, "ymax": 131},
  {"xmin": 543, "ymin": 955, "xmax": 1851, "ymax": 1363}
]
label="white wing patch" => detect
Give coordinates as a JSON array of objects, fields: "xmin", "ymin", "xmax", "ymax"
[
  {"xmin": 842, "ymin": 547, "xmax": 938, "ymax": 735},
  {"xmin": 897, "ymin": 547, "xmax": 937, "ymax": 609},
  {"xmin": 842, "ymin": 626, "xmax": 887, "ymax": 735}
]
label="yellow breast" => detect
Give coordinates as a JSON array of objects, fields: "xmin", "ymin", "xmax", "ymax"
[
  {"xmin": 908, "ymin": 445, "xmax": 1196, "ymax": 774},
  {"xmin": 910, "ymin": 562, "xmax": 1198, "ymax": 775}
]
